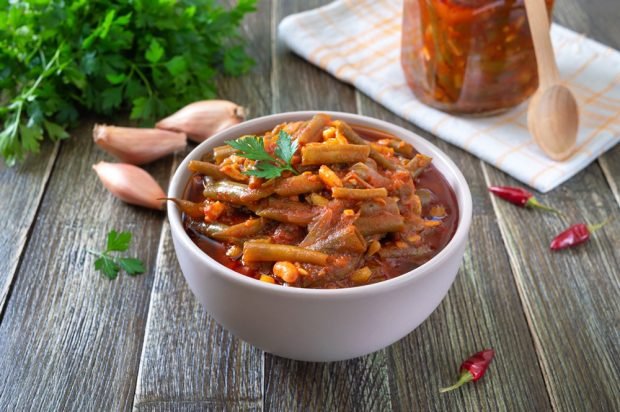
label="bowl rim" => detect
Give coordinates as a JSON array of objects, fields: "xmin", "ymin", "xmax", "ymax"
[{"xmin": 167, "ymin": 110, "xmax": 472, "ymax": 298}]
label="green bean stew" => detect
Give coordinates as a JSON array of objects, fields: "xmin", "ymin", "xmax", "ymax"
[{"xmin": 177, "ymin": 114, "xmax": 458, "ymax": 288}]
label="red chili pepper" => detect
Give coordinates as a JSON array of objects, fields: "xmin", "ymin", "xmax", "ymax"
[
  {"xmin": 550, "ymin": 219, "xmax": 609, "ymax": 250},
  {"xmin": 440, "ymin": 348, "xmax": 495, "ymax": 393},
  {"xmin": 488, "ymin": 186, "xmax": 560, "ymax": 214}
]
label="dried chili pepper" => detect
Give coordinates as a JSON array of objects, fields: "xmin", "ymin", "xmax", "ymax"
[
  {"xmin": 550, "ymin": 219, "xmax": 609, "ymax": 250},
  {"xmin": 488, "ymin": 186, "xmax": 560, "ymax": 214},
  {"xmin": 440, "ymin": 348, "xmax": 495, "ymax": 393}
]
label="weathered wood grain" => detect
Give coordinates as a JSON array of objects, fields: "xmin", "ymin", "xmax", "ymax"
[
  {"xmin": 132, "ymin": 1, "xmax": 272, "ymax": 410},
  {"xmin": 0, "ymin": 121, "xmax": 171, "ymax": 411},
  {"xmin": 262, "ymin": 2, "xmax": 394, "ymax": 412},
  {"xmin": 132, "ymin": 221, "xmax": 263, "ymax": 412},
  {"xmin": 264, "ymin": 353, "xmax": 392, "ymax": 412},
  {"xmin": 0, "ymin": 1, "xmax": 617, "ymax": 411},
  {"xmin": 554, "ymin": 0, "xmax": 620, "ymax": 46},
  {"xmin": 482, "ymin": 3, "xmax": 620, "ymax": 410},
  {"xmin": 554, "ymin": 0, "xmax": 620, "ymax": 209},
  {"xmin": 357, "ymin": 95, "xmax": 552, "ymax": 411},
  {"xmin": 273, "ymin": 0, "xmax": 358, "ymax": 113},
  {"xmin": 0, "ymin": 142, "xmax": 58, "ymax": 312},
  {"xmin": 483, "ymin": 162, "xmax": 620, "ymax": 411},
  {"xmin": 598, "ymin": 147, "xmax": 620, "ymax": 207}
]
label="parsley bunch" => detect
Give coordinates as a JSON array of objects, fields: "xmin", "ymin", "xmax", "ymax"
[
  {"xmin": 0, "ymin": 0, "xmax": 256, "ymax": 166},
  {"xmin": 227, "ymin": 130, "xmax": 299, "ymax": 179},
  {"xmin": 88, "ymin": 230, "xmax": 146, "ymax": 279}
]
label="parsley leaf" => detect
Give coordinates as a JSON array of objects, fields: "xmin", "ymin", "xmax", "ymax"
[
  {"xmin": 95, "ymin": 256, "xmax": 121, "ymax": 280},
  {"xmin": 145, "ymin": 39, "xmax": 165, "ymax": 64},
  {"xmin": 89, "ymin": 229, "xmax": 145, "ymax": 279},
  {"xmin": 227, "ymin": 131, "xmax": 299, "ymax": 178},
  {"xmin": 245, "ymin": 161, "xmax": 287, "ymax": 179},
  {"xmin": 106, "ymin": 230, "xmax": 132, "ymax": 252},
  {"xmin": 0, "ymin": 0, "xmax": 257, "ymax": 165},
  {"xmin": 275, "ymin": 130, "xmax": 298, "ymax": 165},
  {"xmin": 227, "ymin": 136, "xmax": 276, "ymax": 162},
  {"xmin": 119, "ymin": 258, "xmax": 146, "ymax": 276}
]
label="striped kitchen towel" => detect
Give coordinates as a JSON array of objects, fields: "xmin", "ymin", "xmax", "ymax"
[{"xmin": 278, "ymin": 0, "xmax": 620, "ymax": 192}]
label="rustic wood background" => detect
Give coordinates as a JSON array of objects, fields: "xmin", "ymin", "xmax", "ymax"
[{"xmin": 0, "ymin": 0, "xmax": 618, "ymax": 410}]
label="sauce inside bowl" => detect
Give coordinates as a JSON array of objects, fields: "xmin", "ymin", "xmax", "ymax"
[{"xmin": 178, "ymin": 115, "xmax": 458, "ymax": 289}]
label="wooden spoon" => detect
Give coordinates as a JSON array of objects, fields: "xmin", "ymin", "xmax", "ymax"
[{"xmin": 524, "ymin": 0, "xmax": 578, "ymax": 161}]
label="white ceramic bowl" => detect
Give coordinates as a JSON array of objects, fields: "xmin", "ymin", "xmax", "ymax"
[{"xmin": 167, "ymin": 111, "xmax": 472, "ymax": 362}]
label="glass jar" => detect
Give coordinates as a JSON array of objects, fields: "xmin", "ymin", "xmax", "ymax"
[{"xmin": 401, "ymin": 0, "xmax": 554, "ymax": 116}]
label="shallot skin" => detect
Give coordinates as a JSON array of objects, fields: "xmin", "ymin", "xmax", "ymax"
[
  {"xmin": 93, "ymin": 125, "xmax": 186, "ymax": 165},
  {"xmin": 92, "ymin": 161, "xmax": 166, "ymax": 210},
  {"xmin": 156, "ymin": 100, "xmax": 245, "ymax": 143}
]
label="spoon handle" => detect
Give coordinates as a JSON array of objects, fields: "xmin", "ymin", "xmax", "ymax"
[{"xmin": 523, "ymin": 0, "xmax": 559, "ymax": 87}]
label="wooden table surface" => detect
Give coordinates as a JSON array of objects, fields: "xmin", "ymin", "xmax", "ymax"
[{"xmin": 1, "ymin": 1, "xmax": 618, "ymax": 410}]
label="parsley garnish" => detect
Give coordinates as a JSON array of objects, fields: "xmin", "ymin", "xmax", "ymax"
[
  {"xmin": 88, "ymin": 230, "xmax": 146, "ymax": 279},
  {"xmin": 227, "ymin": 130, "xmax": 299, "ymax": 179}
]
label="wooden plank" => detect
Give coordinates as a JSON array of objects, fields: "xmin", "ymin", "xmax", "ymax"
[
  {"xmin": 356, "ymin": 95, "xmax": 552, "ymax": 411},
  {"xmin": 483, "ymin": 162, "xmax": 620, "ymax": 411},
  {"xmin": 553, "ymin": 0, "xmax": 620, "ymax": 46},
  {"xmin": 483, "ymin": 3, "xmax": 620, "ymax": 409},
  {"xmin": 132, "ymin": 1, "xmax": 271, "ymax": 410},
  {"xmin": 0, "ymin": 120, "xmax": 172, "ymax": 410},
  {"xmin": 261, "ymin": 1, "xmax": 394, "ymax": 411},
  {"xmin": 553, "ymin": 0, "xmax": 620, "ymax": 207},
  {"xmin": 0, "ymin": 141, "xmax": 59, "ymax": 312},
  {"xmin": 598, "ymin": 146, "xmax": 620, "ymax": 206},
  {"xmin": 264, "ymin": 353, "xmax": 392, "ymax": 411},
  {"xmin": 132, "ymin": 221, "xmax": 263, "ymax": 412},
  {"xmin": 273, "ymin": 0, "xmax": 358, "ymax": 113}
]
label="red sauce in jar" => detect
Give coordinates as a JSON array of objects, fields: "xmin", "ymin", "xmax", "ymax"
[{"xmin": 402, "ymin": 0, "xmax": 554, "ymax": 115}]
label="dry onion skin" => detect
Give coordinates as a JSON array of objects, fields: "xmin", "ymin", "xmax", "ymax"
[
  {"xmin": 93, "ymin": 124, "xmax": 187, "ymax": 165},
  {"xmin": 92, "ymin": 161, "xmax": 166, "ymax": 210},
  {"xmin": 156, "ymin": 100, "xmax": 246, "ymax": 143}
]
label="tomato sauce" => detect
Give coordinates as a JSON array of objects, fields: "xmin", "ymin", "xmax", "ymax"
[{"xmin": 182, "ymin": 121, "xmax": 459, "ymax": 288}]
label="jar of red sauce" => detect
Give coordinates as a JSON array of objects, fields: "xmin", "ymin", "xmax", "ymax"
[{"xmin": 401, "ymin": 0, "xmax": 554, "ymax": 116}]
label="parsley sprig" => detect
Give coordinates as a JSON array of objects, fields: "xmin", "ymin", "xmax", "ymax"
[
  {"xmin": 88, "ymin": 230, "xmax": 146, "ymax": 280},
  {"xmin": 227, "ymin": 130, "xmax": 299, "ymax": 179},
  {"xmin": 0, "ymin": 0, "xmax": 257, "ymax": 166}
]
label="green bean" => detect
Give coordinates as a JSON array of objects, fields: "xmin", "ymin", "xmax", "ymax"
[
  {"xmin": 301, "ymin": 143, "xmax": 370, "ymax": 165},
  {"xmin": 332, "ymin": 120, "xmax": 398, "ymax": 170},
  {"xmin": 213, "ymin": 145, "xmax": 237, "ymax": 164},
  {"xmin": 164, "ymin": 198, "xmax": 204, "ymax": 219},
  {"xmin": 243, "ymin": 241, "xmax": 329, "ymax": 265},
  {"xmin": 203, "ymin": 181, "xmax": 273, "ymax": 205},
  {"xmin": 187, "ymin": 220, "xmax": 229, "ymax": 238},
  {"xmin": 210, "ymin": 218, "xmax": 265, "ymax": 241},
  {"xmin": 355, "ymin": 198, "xmax": 404, "ymax": 235},
  {"xmin": 332, "ymin": 187, "xmax": 387, "ymax": 200},
  {"xmin": 350, "ymin": 162, "xmax": 392, "ymax": 187},
  {"xmin": 296, "ymin": 113, "xmax": 331, "ymax": 144},
  {"xmin": 407, "ymin": 154, "xmax": 433, "ymax": 178},
  {"xmin": 283, "ymin": 121, "xmax": 304, "ymax": 135},
  {"xmin": 359, "ymin": 197, "xmax": 400, "ymax": 215},
  {"xmin": 313, "ymin": 225, "xmax": 367, "ymax": 253},
  {"xmin": 275, "ymin": 174, "xmax": 324, "ymax": 196},
  {"xmin": 386, "ymin": 139, "xmax": 415, "ymax": 157},
  {"xmin": 188, "ymin": 160, "xmax": 227, "ymax": 180},
  {"xmin": 354, "ymin": 215, "xmax": 404, "ymax": 235},
  {"xmin": 378, "ymin": 244, "xmax": 432, "ymax": 260},
  {"xmin": 203, "ymin": 181, "xmax": 246, "ymax": 203},
  {"xmin": 256, "ymin": 198, "xmax": 317, "ymax": 225}
]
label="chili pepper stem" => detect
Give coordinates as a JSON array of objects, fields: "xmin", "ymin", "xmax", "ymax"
[
  {"xmin": 587, "ymin": 217, "xmax": 611, "ymax": 234},
  {"xmin": 525, "ymin": 197, "xmax": 562, "ymax": 214},
  {"xmin": 439, "ymin": 371, "xmax": 474, "ymax": 393}
]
